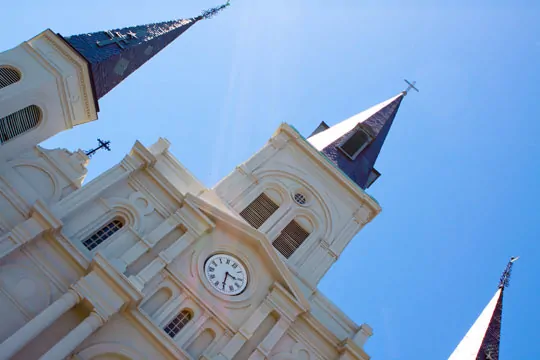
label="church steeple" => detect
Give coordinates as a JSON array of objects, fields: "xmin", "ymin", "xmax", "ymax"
[
  {"xmin": 307, "ymin": 92, "xmax": 405, "ymax": 189},
  {"xmin": 62, "ymin": 1, "xmax": 230, "ymax": 100},
  {"xmin": 448, "ymin": 257, "xmax": 519, "ymax": 360}
]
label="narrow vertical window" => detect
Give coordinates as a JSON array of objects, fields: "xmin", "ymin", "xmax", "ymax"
[
  {"xmin": 0, "ymin": 105, "xmax": 42, "ymax": 144},
  {"xmin": 240, "ymin": 193, "xmax": 279, "ymax": 229},
  {"xmin": 272, "ymin": 220, "xmax": 310, "ymax": 259},
  {"xmin": 164, "ymin": 309, "xmax": 193, "ymax": 338},
  {"xmin": 82, "ymin": 218, "xmax": 124, "ymax": 251},
  {"xmin": 0, "ymin": 66, "xmax": 21, "ymax": 89}
]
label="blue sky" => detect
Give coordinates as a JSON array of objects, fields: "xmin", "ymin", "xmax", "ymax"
[{"xmin": 2, "ymin": 0, "xmax": 539, "ymax": 358}]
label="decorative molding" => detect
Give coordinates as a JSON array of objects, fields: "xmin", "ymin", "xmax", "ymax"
[{"xmin": 32, "ymin": 30, "xmax": 97, "ymax": 121}]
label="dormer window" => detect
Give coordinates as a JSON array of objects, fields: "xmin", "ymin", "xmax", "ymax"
[
  {"xmin": 338, "ymin": 127, "xmax": 372, "ymax": 160},
  {"xmin": 240, "ymin": 193, "xmax": 279, "ymax": 229}
]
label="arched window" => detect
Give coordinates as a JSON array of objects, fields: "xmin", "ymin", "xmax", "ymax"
[
  {"xmin": 164, "ymin": 309, "xmax": 193, "ymax": 338},
  {"xmin": 0, "ymin": 105, "xmax": 42, "ymax": 144},
  {"xmin": 272, "ymin": 219, "xmax": 310, "ymax": 258},
  {"xmin": 240, "ymin": 193, "xmax": 279, "ymax": 229},
  {"xmin": 0, "ymin": 66, "xmax": 21, "ymax": 89},
  {"xmin": 82, "ymin": 218, "xmax": 124, "ymax": 251}
]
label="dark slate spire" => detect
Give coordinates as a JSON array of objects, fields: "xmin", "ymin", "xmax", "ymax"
[
  {"xmin": 62, "ymin": 1, "xmax": 230, "ymax": 100},
  {"xmin": 448, "ymin": 257, "xmax": 519, "ymax": 360},
  {"xmin": 307, "ymin": 93, "xmax": 405, "ymax": 190}
]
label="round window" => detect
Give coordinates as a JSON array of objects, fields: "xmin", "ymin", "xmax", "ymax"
[{"xmin": 293, "ymin": 192, "xmax": 307, "ymax": 205}]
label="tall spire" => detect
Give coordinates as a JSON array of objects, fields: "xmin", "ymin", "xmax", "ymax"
[
  {"xmin": 307, "ymin": 92, "xmax": 405, "ymax": 189},
  {"xmin": 448, "ymin": 257, "xmax": 519, "ymax": 360},
  {"xmin": 62, "ymin": 1, "xmax": 230, "ymax": 101}
]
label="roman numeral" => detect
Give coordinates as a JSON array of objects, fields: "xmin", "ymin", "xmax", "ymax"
[
  {"xmin": 219, "ymin": 258, "xmax": 222, "ymax": 264},
  {"xmin": 235, "ymin": 282, "xmax": 241, "ymax": 288},
  {"xmin": 209, "ymin": 274, "xmax": 215, "ymax": 279},
  {"xmin": 214, "ymin": 281, "xmax": 219, "ymax": 286},
  {"xmin": 208, "ymin": 267, "xmax": 215, "ymax": 272},
  {"xmin": 226, "ymin": 259, "xmax": 230, "ymax": 264},
  {"xmin": 229, "ymin": 285, "xmax": 234, "ymax": 291},
  {"xmin": 212, "ymin": 261, "xmax": 217, "ymax": 267},
  {"xmin": 232, "ymin": 263, "xmax": 238, "ymax": 269}
]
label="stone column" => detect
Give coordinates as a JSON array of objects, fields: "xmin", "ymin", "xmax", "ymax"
[
  {"xmin": 0, "ymin": 200, "xmax": 62, "ymax": 261},
  {"xmin": 0, "ymin": 290, "xmax": 80, "ymax": 360},
  {"xmin": 177, "ymin": 313, "xmax": 209, "ymax": 346},
  {"xmin": 129, "ymin": 232, "xmax": 195, "ymax": 290},
  {"xmin": 212, "ymin": 302, "xmax": 272, "ymax": 360},
  {"xmin": 256, "ymin": 317, "xmax": 291, "ymax": 356},
  {"xmin": 38, "ymin": 311, "xmax": 105, "ymax": 360},
  {"xmin": 116, "ymin": 216, "xmax": 180, "ymax": 272},
  {"xmin": 213, "ymin": 333, "xmax": 247, "ymax": 360}
]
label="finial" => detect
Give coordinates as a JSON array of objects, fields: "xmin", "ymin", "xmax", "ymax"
[
  {"xmin": 499, "ymin": 256, "xmax": 519, "ymax": 289},
  {"xmin": 200, "ymin": 0, "xmax": 231, "ymax": 20},
  {"xmin": 403, "ymin": 79, "xmax": 419, "ymax": 96},
  {"xmin": 85, "ymin": 138, "xmax": 111, "ymax": 158}
]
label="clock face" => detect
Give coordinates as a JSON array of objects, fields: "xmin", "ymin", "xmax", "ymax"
[{"xmin": 204, "ymin": 254, "xmax": 248, "ymax": 296}]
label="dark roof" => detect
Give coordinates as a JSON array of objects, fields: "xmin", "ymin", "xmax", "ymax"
[
  {"xmin": 308, "ymin": 93, "xmax": 404, "ymax": 189},
  {"xmin": 62, "ymin": 2, "xmax": 230, "ymax": 101}
]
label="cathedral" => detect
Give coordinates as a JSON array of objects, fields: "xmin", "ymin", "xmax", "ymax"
[{"xmin": 0, "ymin": 2, "xmax": 514, "ymax": 360}]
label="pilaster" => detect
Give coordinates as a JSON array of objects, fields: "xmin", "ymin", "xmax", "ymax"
[{"xmin": 0, "ymin": 199, "xmax": 62, "ymax": 260}]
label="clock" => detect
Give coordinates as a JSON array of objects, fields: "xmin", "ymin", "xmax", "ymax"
[{"xmin": 204, "ymin": 253, "xmax": 248, "ymax": 296}]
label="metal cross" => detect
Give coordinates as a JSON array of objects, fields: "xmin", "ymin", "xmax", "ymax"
[
  {"xmin": 499, "ymin": 256, "xmax": 519, "ymax": 288},
  {"xmin": 85, "ymin": 139, "xmax": 111, "ymax": 158},
  {"xmin": 403, "ymin": 79, "xmax": 419, "ymax": 95},
  {"xmin": 97, "ymin": 30, "xmax": 137, "ymax": 49}
]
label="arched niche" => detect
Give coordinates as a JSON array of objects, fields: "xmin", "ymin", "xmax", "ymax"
[{"xmin": 75, "ymin": 343, "xmax": 146, "ymax": 360}]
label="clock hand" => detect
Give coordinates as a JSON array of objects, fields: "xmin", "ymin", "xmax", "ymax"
[{"xmin": 222, "ymin": 273, "xmax": 229, "ymax": 289}]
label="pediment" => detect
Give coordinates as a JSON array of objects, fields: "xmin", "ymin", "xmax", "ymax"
[{"xmin": 184, "ymin": 193, "xmax": 310, "ymax": 312}]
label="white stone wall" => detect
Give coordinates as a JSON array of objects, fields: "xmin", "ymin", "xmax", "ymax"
[{"xmin": 0, "ymin": 137, "xmax": 372, "ymax": 360}]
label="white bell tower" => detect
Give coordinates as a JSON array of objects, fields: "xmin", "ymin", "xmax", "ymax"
[{"xmin": 0, "ymin": 29, "xmax": 97, "ymax": 163}]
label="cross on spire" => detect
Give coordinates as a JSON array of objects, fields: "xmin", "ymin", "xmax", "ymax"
[
  {"xmin": 403, "ymin": 79, "xmax": 419, "ymax": 95},
  {"xmin": 499, "ymin": 256, "xmax": 519, "ymax": 289},
  {"xmin": 85, "ymin": 138, "xmax": 111, "ymax": 158}
]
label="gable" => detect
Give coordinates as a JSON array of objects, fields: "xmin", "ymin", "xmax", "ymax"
[{"xmin": 184, "ymin": 193, "xmax": 310, "ymax": 311}]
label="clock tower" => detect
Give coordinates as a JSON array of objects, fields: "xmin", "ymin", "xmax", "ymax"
[{"xmin": 211, "ymin": 93, "xmax": 406, "ymax": 292}]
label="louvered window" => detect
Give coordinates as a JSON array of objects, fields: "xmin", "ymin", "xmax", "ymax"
[
  {"xmin": 338, "ymin": 128, "xmax": 372, "ymax": 160},
  {"xmin": 82, "ymin": 218, "xmax": 124, "ymax": 251},
  {"xmin": 240, "ymin": 193, "xmax": 279, "ymax": 229},
  {"xmin": 164, "ymin": 309, "xmax": 193, "ymax": 338},
  {"xmin": 272, "ymin": 220, "xmax": 310, "ymax": 259},
  {"xmin": 0, "ymin": 67, "xmax": 21, "ymax": 89},
  {"xmin": 0, "ymin": 105, "xmax": 42, "ymax": 144}
]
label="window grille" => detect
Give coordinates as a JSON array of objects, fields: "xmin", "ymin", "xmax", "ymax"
[
  {"xmin": 164, "ymin": 309, "xmax": 193, "ymax": 338},
  {"xmin": 338, "ymin": 128, "xmax": 372, "ymax": 160},
  {"xmin": 0, "ymin": 67, "xmax": 21, "ymax": 89},
  {"xmin": 82, "ymin": 218, "xmax": 124, "ymax": 251},
  {"xmin": 293, "ymin": 192, "xmax": 307, "ymax": 205},
  {"xmin": 272, "ymin": 220, "xmax": 310, "ymax": 258},
  {"xmin": 240, "ymin": 193, "xmax": 279, "ymax": 229},
  {"xmin": 0, "ymin": 105, "xmax": 41, "ymax": 144}
]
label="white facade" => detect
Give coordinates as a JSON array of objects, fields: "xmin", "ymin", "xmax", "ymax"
[{"xmin": 0, "ymin": 31, "xmax": 380, "ymax": 360}]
